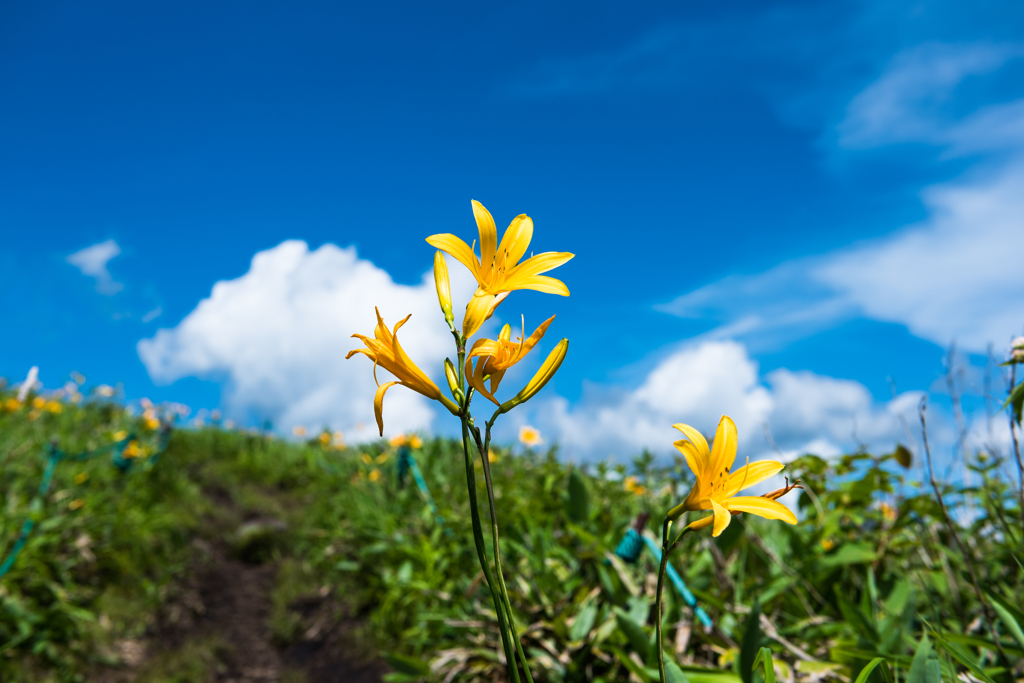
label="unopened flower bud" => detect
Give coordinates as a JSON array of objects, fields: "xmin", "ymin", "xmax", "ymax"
[
  {"xmin": 498, "ymin": 339, "xmax": 568, "ymax": 413},
  {"xmin": 433, "ymin": 251, "xmax": 454, "ymax": 327},
  {"xmin": 444, "ymin": 358, "xmax": 464, "ymax": 404}
]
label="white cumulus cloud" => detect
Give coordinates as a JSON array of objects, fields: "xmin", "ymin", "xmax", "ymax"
[
  {"xmin": 66, "ymin": 239, "xmax": 124, "ymax": 295},
  {"xmin": 526, "ymin": 339, "xmax": 915, "ymax": 463},
  {"xmin": 137, "ymin": 240, "xmax": 476, "ymax": 439}
]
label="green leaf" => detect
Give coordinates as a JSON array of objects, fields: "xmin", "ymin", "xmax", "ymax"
[
  {"xmin": 570, "ymin": 602, "xmax": 599, "ymax": 642},
  {"xmin": 1003, "ymin": 380, "xmax": 1024, "ymax": 426},
  {"xmin": 752, "ymin": 647, "xmax": 776, "ymax": 683},
  {"xmin": 892, "ymin": 444, "xmax": 913, "ymax": 469},
  {"xmin": 616, "ymin": 608, "xmax": 652, "ymax": 663},
  {"xmin": 666, "ymin": 659, "xmax": 692, "ymax": 683},
  {"xmin": 678, "ymin": 668, "xmax": 743, "ymax": 683},
  {"xmin": 739, "ymin": 601, "xmax": 762, "ymax": 683},
  {"xmin": 820, "ymin": 543, "xmax": 878, "ymax": 568},
  {"xmin": 908, "ymin": 633, "xmax": 934, "ymax": 683},
  {"xmin": 932, "ymin": 633, "xmax": 997, "ymax": 683},
  {"xmin": 566, "ymin": 469, "xmax": 590, "ymax": 522},
  {"xmin": 383, "ymin": 652, "xmax": 431, "ymax": 676},
  {"xmin": 989, "ymin": 596, "xmax": 1024, "ymax": 651},
  {"xmin": 608, "ymin": 645, "xmax": 653, "ymax": 683},
  {"xmin": 852, "ymin": 658, "xmax": 892, "ymax": 683},
  {"xmin": 835, "ymin": 588, "xmax": 879, "ymax": 644}
]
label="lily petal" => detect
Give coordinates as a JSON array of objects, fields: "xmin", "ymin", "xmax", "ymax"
[
  {"xmin": 506, "ymin": 251, "xmax": 575, "ymax": 280},
  {"xmin": 496, "ymin": 214, "xmax": 534, "ymax": 270},
  {"xmin": 673, "ymin": 438, "xmax": 705, "ymax": 481},
  {"xmin": 724, "ymin": 496, "xmax": 797, "ymax": 525},
  {"xmin": 463, "ymin": 290, "xmax": 501, "ymax": 338},
  {"xmin": 472, "ymin": 200, "xmax": 498, "ymax": 272},
  {"xmin": 707, "ymin": 416, "xmax": 738, "ymax": 485},
  {"xmin": 688, "ymin": 514, "xmax": 714, "ymax": 532},
  {"xmin": 711, "ymin": 498, "xmax": 732, "ymax": 537},
  {"xmin": 672, "ymin": 423, "xmax": 710, "ymax": 471},
  {"xmin": 503, "ymin": 274, "xmax": 571, "ymax": 296},
  {"xmin": 723, "ymin": 460, "xmax": 784, "ymax": 499},
  {"xmin": 373, "ymin": 381, "xmax": 402, "ymax": 436},
  {"xmin": 426, "ymin": 233, "xmax": 479, "ymax": 278}
]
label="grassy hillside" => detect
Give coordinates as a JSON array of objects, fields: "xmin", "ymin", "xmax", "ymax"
[{"xmin": 0, "ymin": 388, "xmax": 1022, "ymax": 683}]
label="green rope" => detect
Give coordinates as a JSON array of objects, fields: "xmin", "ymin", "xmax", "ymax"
[
  {"xmin": 0, "ymin": 428, "xmax": 173, "ymax": 581},
  {"xmin": 398, "ymin": 446, "xmax": 454, "ymax": 538}
]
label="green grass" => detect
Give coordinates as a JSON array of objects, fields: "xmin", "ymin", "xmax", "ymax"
[{"xmin": 0, "ymin": 389, "xmax": 1022, "ymax": 682}]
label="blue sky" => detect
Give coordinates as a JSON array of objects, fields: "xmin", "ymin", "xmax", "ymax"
[{"xmin": 2, "ymin": 0, "xmax": 1023, "ymax": 464}]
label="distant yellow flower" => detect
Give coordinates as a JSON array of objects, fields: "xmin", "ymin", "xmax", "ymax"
[
  {"xmin": 32, "ymin": 396, "xmax": 46, "ymax": 409},
  {"xmin": 361, "ymin": 453, "xmax": 373, "ymax": 465},
  {"xmin": 488, "ymin": 449, "xmax": 499, "ymax": 463},
  {"xmin": 95, "ymin": 385, "xmax": 115, "ymax": 398},
  {"xmin": 821, "ymin": 538, "xmax": 836, "ymax": 551},
  {"xmin": 69, "ymin": 499, "xmax": 85, "ymax": 511},
  {"xmin": 467, "ymin": 316, "xmax": 555, "ymax": 405},
  {"xmin": 75, "ymin": 472, "xmax": 89, "ymax": 485},
  {"xmin": 142, "ymin": 408, "xmax": 159, "ymax": 430},
  {"xmin": 375, "ymin": 452, "xmax": 390, "ymax": 464},
  {"xmin": 878, "ymin": 502, "xmax": 898, "ymax": 521},
  {"xmin": 332, "ymin": 431, "xmax": 346, "ymax": 449},
  {"xmin": 348, "ymin": 308, "xmax": 459, "ymax": 435},
  {"xmin": 112, "ymin": 430, "xmax": 128, "ymax": 442},
  {"xmin": 519, "ymin": 425, "xmax": 543, "ymax": 448},
  {"xmin": 122, "ymin": 440, "xmax": 141, "ymax": 459},
  {"xmin": 368, "ymin": 468, "xmax": 381, "ymax": 482},
  {"xmin": 293, "ymin": 426, "xmax": 308, "ymax": 437},
  {"xmin": 319, "ymin": 432, "xmax": 332, "ymax": 446},
  {"xmin": 45, "ymin": 401, "xmax": 63, "ymax": 414},
  {"xmin": 426, "ymin": 201, "xmax": 574, "ymax": 337},
  {"xmin": 3, "ymin": 398, "xmax": 20, "ymax": 412},
  {"xmin": 409, "ymin": 435, "xmax": 423, "ymax": 449},
  {"xmin": 623, "ymin": 476, "xmax": 646, "ymax": 496},
  {"xmin": 669, "ymin": 416, "xmax": 796, "ymax": 537},
  {"xmin": 389, "ymin": 433, "xmax": 408, "ymax": 447}
]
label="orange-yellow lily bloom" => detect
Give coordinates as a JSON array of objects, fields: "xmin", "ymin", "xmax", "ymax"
[
  {"xmin": 426, "ymin": 200, "xmax": 574, "ymax": 337},
  {"xmin": 465, "ymin": 315, "xmax": 554, "ymax": 405},
  {"xmin": 347, "ymin": 307, "xmax": 459, "ymax": 435},
  {"xmin": 668, "ymin": 415, "xmax": 797, "ymax": 537}
]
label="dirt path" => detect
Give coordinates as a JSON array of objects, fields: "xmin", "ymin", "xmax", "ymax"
[{"xmin": 101, "ymin": 486, "xmax": 390, "ymax": 683}]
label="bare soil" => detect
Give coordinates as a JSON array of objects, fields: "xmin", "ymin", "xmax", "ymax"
[{"xmin": 98, "ymin": 484, "xmax": 390, "ymax": 683}]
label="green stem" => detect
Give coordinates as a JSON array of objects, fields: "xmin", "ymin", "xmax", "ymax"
[
  {"xmin": 461, "ymin": 416, "xmax": 519, "ymax": 682},
  {"xmin": 656, "ymin": 520, "xmax": 694, "ymax": 683},
  {"xmin": 476, "ymin": 420, "xmax": 534, "ymax": 683},
  {"xmin": 656, "ymin": 518, "xmax": 672, "ymax": 683}
]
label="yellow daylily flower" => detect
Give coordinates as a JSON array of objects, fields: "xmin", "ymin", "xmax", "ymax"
[
  {"xmin": 348, "ymin": 307, "xmax": 459, "ymax": 435},
  {"xmin": 465, "ymin": 315, "xmax": 555, "ymax": 405},
  {"xmin": 669, "ymin": 415, "xmax": 797, "ymax": 537},
  {"xmin": 518, "ymin": 425, "xmax": 543, "ymax": 447},
  {"xmin": 426, "ymin": 200, "xmax": 574, "ymax": 336}
]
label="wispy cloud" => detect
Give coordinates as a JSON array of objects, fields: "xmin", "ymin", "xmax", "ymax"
[
  {"xmin": 66, "ymin": 239, "xmax": 124, "ymax": 295},
  {"xmin": 659, "ymin": 39, "xmax": 1024, "ymax": 354},
  {"xmin": 837, "ymin": 42, "xmax": 1024, "ymax": 149}
]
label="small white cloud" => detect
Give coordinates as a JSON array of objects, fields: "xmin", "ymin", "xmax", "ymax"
[
  {"xmin": 66, "ymin": 239, "xmax": 124, "ymax": 295},
  {"xmin": 137, "ymin": 240, "xmax": 476, "ymax": 439}
]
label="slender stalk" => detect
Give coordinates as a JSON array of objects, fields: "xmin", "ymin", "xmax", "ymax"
[
  {"xmin": 1009, "ymin": 365, "xmax": 1024, "ymax": 530},
  {"xmin": 656, "ymin": 518, "xmax": 673, "ymax": 683},
  {"xmin": 461, "ymin": 417, "xmax": 519, "ymax": 681},
  {"xmin": 475, "ymin": 420, "xmax": 534, "ymax": 683},
  {"xmin": 656, "ymin": 520, "xmax": 694, "ymax": 683},
  {"xmin": 919, "ymin": 398, "xmax": 1008, "ymax": 663}
]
